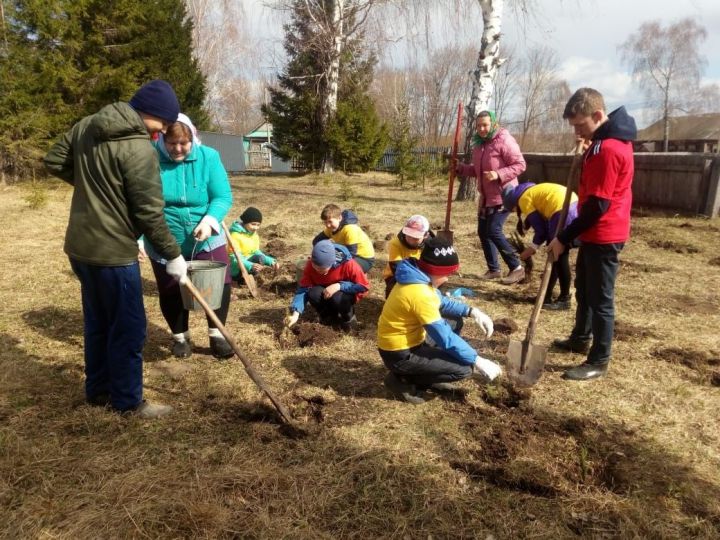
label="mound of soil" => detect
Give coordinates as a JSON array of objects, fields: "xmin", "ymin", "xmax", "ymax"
[
  {"xmin": 494, "ymin": 318, "xmax": 519, "ymax": 335},
  {"xmin": 384, "ymin": 232, "xmax": 394, "ymax": 241},
  {"xmin": 620, "ymin": 260, "xmax": 669, "ymax": 273},
  {"xmin": 277, "ymin": 322, "xmax": 342, "ymax": 349},
  {"xmin": 290, "ymin": 393, "xmax": 328, "ymax": 424},
  {"xmin": 265, "ymin": 238, "xmax": 290, "ymax": 258},
  {"xmin": 614, "ymin": 320, "xmax": 657, "ymax": 341},
  {"xmin": 709, "ymin": 257, "xmax": 720, "ymax": 267},
  {"xmin": 652, "ymin": 346, "xmax": 720, "ymax": 386},
  {"xmin": 373, "ymin": 239, "xmax": 386, "ymax": 251},
  {"xmin": 478, "ymin": 380, "xmax": 532, "ymax": 409},
  {"xmin": 668, "ymin": 294, "xmax": 718, "ymax": 315},
  {"xmin": 646, "ymin": 239, "xmax": 701, "ymax": 254},
  {"xmin": 263, "ymin": 223, "xmax": 290, "ymax": 239}
]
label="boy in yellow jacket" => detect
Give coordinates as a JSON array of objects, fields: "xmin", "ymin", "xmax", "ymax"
[
  {"xmin": 382, "ymin": 214, "xmax": 432, "ymax": 298},
  {"xmin": 312, "ymin": 204, "xmax": 375, "ymax": 272}
]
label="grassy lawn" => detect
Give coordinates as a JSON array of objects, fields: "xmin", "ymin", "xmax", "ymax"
[{"xmin": 1, "ymin": 172, "xmax": 719, "ymax": 538}]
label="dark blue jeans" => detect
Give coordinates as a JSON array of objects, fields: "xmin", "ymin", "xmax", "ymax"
[
  {"xmin": 477, "ymin": 207, "xmax": 520, "ymax": 272},
  {"xmin": 70, "ymin": 259, "xmax": 146, "ymax": 411},
  {"xmin": 379, "ymin": 317, "xmax": 472, "ymax": 387},
  {"xmin": 306, "ymin": 286, "xmax": 356, "ymax": 322},
  {"xmin": 570, "ymin": 243, "xmax": 624, "ymax": 365}
]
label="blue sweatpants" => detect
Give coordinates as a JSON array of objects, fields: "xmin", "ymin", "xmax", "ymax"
[{"xmin": 70, "ymin": 259, "xmax": 146, "ymax": 411}]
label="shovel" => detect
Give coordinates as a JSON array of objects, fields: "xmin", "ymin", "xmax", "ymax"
[
  {"xmin": 506, "ymin": 140, "xmax": 585, "ymax": 387},
  {"xmin": 181, "ymin": 276, "xmax": 294, "ymax": 425},
  {"xmin": 437, "ymin": 102, "xmax": 464, "ymax": 244},
  {"xmin": 222, "ymin": 221, "xmax": 259, "ymax": 298}
]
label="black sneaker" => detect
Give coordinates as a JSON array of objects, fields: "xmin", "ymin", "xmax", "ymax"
[
  {"xmin": 552, "ymin": 337, "xmax": 591, "ymax": 354},
  {"xmin": 383, "ymin": 373, "xmax": 426, "ymax": 404},
  {"xmin": 340, "ymin": 315, "xmax": 359, "ymax": 333},
  {"xmin": 171, "ymin": 340, "xmax": 192, "ymax": 358},
  {"xmin": 543, "ymin": 298, "xmax": 571, "ymax": 311},
  {"xmin": 562, "ymin": 362, "xmax": 608, "ymax": 381},
  {"xmin": 210, "ymin": 336, "xmax": 234, "ymax": 359}
]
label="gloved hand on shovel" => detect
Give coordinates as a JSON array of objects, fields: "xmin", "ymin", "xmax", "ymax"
[
  {"xmin": 166, "ymin": 255, "xmax": 188, "ymax": 283},
  {"xmin": 284, "ymin": 311, "xmax": 300, "ymax": 328},
  {"xmin": 469, "ymin": 308, "xmax": 494, "ymax": 338}
]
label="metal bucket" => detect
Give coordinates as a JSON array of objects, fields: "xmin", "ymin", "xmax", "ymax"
[{"xmin": 180, "ymin": 260, "xmax": 227, "ymax": 310}]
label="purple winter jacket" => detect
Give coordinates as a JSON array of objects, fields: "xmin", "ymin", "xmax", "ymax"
[{"xmin": 456, "ymin": 128, "xmax": 526, "ymax": 209}]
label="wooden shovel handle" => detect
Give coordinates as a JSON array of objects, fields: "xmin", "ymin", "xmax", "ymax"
[
  {"xmin": 181, "ymin": 276, "xmax": 294, "ymax": 425},
  {"xmin": 522, "ymin": 140, "xmax": 585, "ymax": 352},
  {"xmin": 222, "ymin": 221, "xmax": 258, "ymax": 298}
]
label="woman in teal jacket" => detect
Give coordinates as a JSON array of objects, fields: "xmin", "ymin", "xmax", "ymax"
[{"xmin": 142, "ymin": 113, "xmax": 234, "ymax": 359}]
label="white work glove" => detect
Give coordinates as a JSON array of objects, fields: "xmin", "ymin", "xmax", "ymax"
[
  {"xmin": 470, "ymin": 308, "xmax": 494, "ymax": 339},
  {"xmin": 285, "ymin": 311, "xmax": 300, "ymax": 328},
  {"xmin": 473, "ymin": 355, "xmax": 502, "ymax": 382},
  {"xmin": 166, "ymin": 255, "xmax": 188, "ymax": 283},
  {"xmin": 193, "ymin": 221, "xmax": 213, "ymax": 242}
]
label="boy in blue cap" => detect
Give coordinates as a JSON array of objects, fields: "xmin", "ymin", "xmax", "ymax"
[{"xmin": 286, "ymin": 240, "xmax": 370, "ymax": 332}]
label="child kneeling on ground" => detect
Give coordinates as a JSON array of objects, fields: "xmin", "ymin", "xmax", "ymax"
[
  {"xmin": 286, "ymin": 240, "xmax": 369, "ymax": 332},
  {"xmin": 377, "ymin": 237, "xmax": 502, "ymax": 404},
  {"xmin": 228, "ymin": 207, "xmax": 279, "ymax": 284},
  {"xmin": 382, "ymin": 214, "xmax": 433, "ymax": 298}
]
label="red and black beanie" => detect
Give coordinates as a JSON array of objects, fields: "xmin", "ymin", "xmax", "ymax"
[{"xmin": 418, "ymin": 237, "xmax": 459, "ymax": 276}]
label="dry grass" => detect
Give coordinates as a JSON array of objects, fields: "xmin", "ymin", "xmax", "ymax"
[{"xmin": 1, "ymin": 172, "xmax": 719, "ymax": 539}]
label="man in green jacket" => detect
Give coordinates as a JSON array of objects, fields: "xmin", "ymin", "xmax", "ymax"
[{"xmin": 44, "ymin": 80, "xmax": 186, "ymax": 419}]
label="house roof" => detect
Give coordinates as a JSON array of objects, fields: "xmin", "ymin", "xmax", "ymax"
[
  {"xmin": 637, "ymin": 113, "xmax": 720, "ymax": 141},
  {"xmin": 245, "ymin": 121, "xmax": 272, "ymax": 139}
]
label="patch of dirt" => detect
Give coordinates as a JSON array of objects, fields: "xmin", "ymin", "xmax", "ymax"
[
  {"xmin": 264, "ymin": 238, "xmax": 290, "ymax": 258},
  {"xmin": 373, "ymin": 239, "xmax": 386, "ymax": 251},
  {"xmin": 668, "ymin": 294, "xmax": 718, "ymax": 315},
  {"xmin": 614, "ymin": 320, "xmax": 657, "ymax": 341},
  {"xmin": 482, "ymin": 288, "xmax": 536, "ymax": 305},
  {"xmin": 709, "ymin": 257, "xmax": 720, "ymax": 267},
  {"xmin": 277, "ymin": 321, "xmax": 342, "ymax": 349},
  {"xmin": 360, "ymin": 224, "xmax": 371, "ymax": 234},
  {"xmin": 620, "ymin": 260, "xmax": 669, "ymax": 273},
  {"xmin": 147, "ymin": 360, "xmax": 194, "ymax": 380},
  {"xmin": 494, "ymin": 318, "xmax": 519, "ymax": 335},
  {"xmin": 478, "ymin": 380, "xmax": 532, "ymax": 409},
  {"xmin": 646, "ymin": 239, "xmax": 701, "ymax": 254},
  {"xmin": 384, "ymin": 232, "xmax": 394, "ymax": 241},
  {"xmin": 263, "ymin": 223, "xmax": 290, "ymax": 239},
  {"xmin": 290, "ymin": 393, "xmax": 327, "ymax": 424},
  {"xmin": 652, "ymin": 346, "xmax": 720, "ymax": 386}
]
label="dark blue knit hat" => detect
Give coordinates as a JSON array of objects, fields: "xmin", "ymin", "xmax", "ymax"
[
  {"xmin": 311, "ymin": 240, "xmax": 337, "ymax": 268},
  {"xmin": 129, "ymin": 80, "xmax": 180, "ymax": 123}
]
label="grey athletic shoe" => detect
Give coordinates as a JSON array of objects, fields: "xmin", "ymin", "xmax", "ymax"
[{"xmin": 128, "ymin": 401, "xmax": 174, "ymax": 419}]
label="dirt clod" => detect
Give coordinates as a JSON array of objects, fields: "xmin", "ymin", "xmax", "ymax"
[
  {"xmin": 373, "ymin": 240, "xmax": 386, "ymax": 251},
  {"xmin": 265, "ymin": 238, "xmax": 290, "ymax": 258},
  {"xmin": 494, "ymin": 318, "xmax": 519, "ymax": 334},
  {"xmin": 277, "ymin": 322, "xmax": 342, "ymax": 349},
  {"xmin": 646, "ymin": 239, "xmax": 701, "ymax": 254},
  {"xmin": 652, "ymin": 346, "xmax": 720, "ymax": 386},
  {"xmin": 384, "ymin": 232, "xmax": 394, "ymax": 241},
  {"xmin": 709, "ymin": 257, "xmax": 720, "ymax": 267},
  {"xmin": 263, "ymin": 223, "xmax": 290, "ymax": 239},
  {"xmin": 479, "ymin": 380, "xmax": 531, "ymax": 408}
]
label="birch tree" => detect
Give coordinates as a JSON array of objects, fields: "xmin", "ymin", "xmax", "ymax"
[
  {"xmin": 619, "ymin": 18, "xmax": 708, "ymax": 152},
  {"xmin": 453, "ymin": 0, "xmax": 505, "ymax": 199}
]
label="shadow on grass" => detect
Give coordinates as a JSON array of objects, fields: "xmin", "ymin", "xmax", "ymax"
[
  {"xmin": 21, "ymin": 305, "xmax": 172, "ymax": 363},
  {"xmin": 282, "ymin": 354, "xmax": 387, "ymax": 399}
]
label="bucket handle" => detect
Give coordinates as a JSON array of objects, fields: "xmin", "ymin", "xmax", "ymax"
[{"xmin": 190, "ymin": 237, "xmax": 216, "ymax": 263}]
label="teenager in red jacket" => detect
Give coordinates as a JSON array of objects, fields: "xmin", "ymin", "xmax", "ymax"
[{"xmin": 548, "ymin": 88, "xmax": 637, "ymax": 381}]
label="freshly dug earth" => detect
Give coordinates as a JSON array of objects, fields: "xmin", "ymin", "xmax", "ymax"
[
  {"xmin": 646, "ymin": 238, "xmax": 701, "ymax": 254},
  {"xmin": 2, "ymin": 175, "xmax": 720, "ymax": 539},
  {"xmin": 277, "ymin": 321, "xmax": 342, "ymax": 349}
]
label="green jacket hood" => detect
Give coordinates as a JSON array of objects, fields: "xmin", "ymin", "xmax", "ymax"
[{"xmin": 90, "ymin": 102, "xmax": 150, "ymax": 142}]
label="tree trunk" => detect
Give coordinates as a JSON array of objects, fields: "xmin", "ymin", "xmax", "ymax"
[
  {"xmin": 663, "ymin": 82, "xmax": 670, "ymax": 152},
  {"xmin": 321, "ymin": 0, "xmax": 344, "ymax": 173},
  {"xmin": 457, "ymin": 0, "xmax": 505, "ymax": 201}
]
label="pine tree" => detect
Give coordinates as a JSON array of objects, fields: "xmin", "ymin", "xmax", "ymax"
[
  {"xmin": 262, "ymin": 0, "xmax": 387, "ymax": 173},
  {"xmin": 0, "ymin": 0, "xmax": 208, "ymax": 181}
]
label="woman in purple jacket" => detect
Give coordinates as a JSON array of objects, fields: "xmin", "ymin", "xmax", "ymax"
[{"xmin": 457, "ymin": 111, "xmax": 526, "ymax": 284}]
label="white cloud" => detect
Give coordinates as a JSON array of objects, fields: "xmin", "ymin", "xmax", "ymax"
[{"xmin": 559, "ymin": 57, "xmax": 634, "ymax": 108}]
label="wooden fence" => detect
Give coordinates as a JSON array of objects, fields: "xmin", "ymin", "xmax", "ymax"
[{"xmin": 520, "ymin": 152, "xmax": 720, "ymax": 218}]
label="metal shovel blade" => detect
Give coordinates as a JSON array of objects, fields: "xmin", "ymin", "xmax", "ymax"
[
  {"xmin": 506, "ymin": 338, "xmax": 547, "ymax": 387},
  {"xmin": 436, "ymin": 229, "xmax": 454, "ymax": 243}
]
